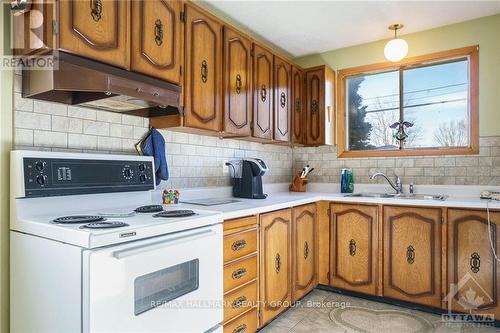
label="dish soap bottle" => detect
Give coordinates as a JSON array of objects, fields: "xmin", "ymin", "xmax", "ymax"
[{"xmin": 346, "ymin": 169, "xmax": 354, "ymax": 193}]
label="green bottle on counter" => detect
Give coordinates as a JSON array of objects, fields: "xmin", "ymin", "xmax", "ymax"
[{"xmin": 346, "ymin": 169, "xmax": 354, "ymax": 193}]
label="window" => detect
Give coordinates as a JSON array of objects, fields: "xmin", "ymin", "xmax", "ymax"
[{"xmin": 337, "ymin": 46, "xmax": 479, "ymax": 157}]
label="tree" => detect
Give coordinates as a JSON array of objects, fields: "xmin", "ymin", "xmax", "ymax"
[
  {"xmin": 347, "ymin": 77, "xmax": 373, "ymax": 150},
  {"xmin": 433, "ymin": 119, "xmax": 468, "ymax": 147}
]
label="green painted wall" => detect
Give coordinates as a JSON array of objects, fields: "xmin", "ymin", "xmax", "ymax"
[
  {"xmin": 1, "ymin": 1, "xmax": 13, "ymax": 331},
  {"xmin": 295, "ymin": 14, "xmax": 500, "ymax": 137}
]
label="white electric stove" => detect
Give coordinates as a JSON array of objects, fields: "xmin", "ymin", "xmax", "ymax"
[{"xmin": 10, "ymin": 150, "xmax": 223, "ymax": 333}]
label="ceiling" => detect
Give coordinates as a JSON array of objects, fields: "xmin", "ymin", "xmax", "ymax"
[{"xmin": 204, "ymin": 0, "xmax": 500, "ymax": 58}]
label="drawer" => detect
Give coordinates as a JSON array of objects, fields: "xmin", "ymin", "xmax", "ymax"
[
  {"xmin": 224, "ymin": 254, "xmax": 257, "ymax": 293},
  {"xmin": 224, "ymin": 228, "xmax": 257, "ymax": 263},
  {"xmin": 224, "ymin": 216, "xmax": 257, "ymax": 234},
  {"xmin": 223, "ymin": 307, "xmax": 258, "ymax": 333},
  {"xmin": 224, "ymin": 281, "xmax": 258, "ymax": 323}
]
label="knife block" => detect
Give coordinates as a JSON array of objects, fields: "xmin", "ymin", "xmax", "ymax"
[{"xmin": 289, "ymin": 171, "xmax": 308, "ymax": 192}]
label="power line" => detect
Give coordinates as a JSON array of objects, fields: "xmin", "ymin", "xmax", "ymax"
[
  {"xmin": 359, "ymin": 82, "xmax": 467, "ymax": 101},
  {"xmin": 363, "ymin": 98, "xmax": 467, "ymax": 114}
]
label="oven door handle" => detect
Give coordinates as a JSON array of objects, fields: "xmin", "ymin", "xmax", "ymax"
[{"xmin": 113, "ymin": 229, "xmax": 216, "ymax": 259}]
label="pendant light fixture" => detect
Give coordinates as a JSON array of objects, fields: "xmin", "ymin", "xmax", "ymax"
[{"xmin": 384, "ymin": 24, "xmax": 408, "ymax": 62}]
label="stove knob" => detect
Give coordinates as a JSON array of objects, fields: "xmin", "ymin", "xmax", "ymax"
[
  {"xmin": 123, "ymin": 167, "xmax": 133, "ymax": 179},
  {"xmin": 35, "ymin": 161, "xmax": 46, "ymax": 171},
  {"xmin": 139, "ymin": 174, "xmax": 147, "ymax": 182},
  {"xmin": 138, "ymin": 163, "xmax": 146, "ymax": 172},
  {"xmin": 36, "ymin": 175, "xmax": 47, "ymax": 186}
]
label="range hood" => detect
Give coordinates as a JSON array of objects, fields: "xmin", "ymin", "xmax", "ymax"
[{"xmin": 22, "ymin": 51, "xmax": 181, "ymax": 117}]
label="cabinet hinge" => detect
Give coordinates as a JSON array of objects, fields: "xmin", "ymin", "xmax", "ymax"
[
  {"xmin": 250, "ymin": 48, "xmax": 254, "ymax": 57},
  {"xmin": 179, "ymin": 106, "xmax": 185, "ymax": 117},
  {"xmin": 441, "ymin": 216, "xmax": 445, "ymax": 225},
  {"xmin": 180, "ymin": 65, "xmax": 183, "ymax": 76},
  {"xmin": 327, "ymin": 208, "xmax": 331, "ymax": 218},
  {"xmin": 52, "ymin": 20, "xmax": 59, "ymax": 35},
  {"xmin": 180, "ymin": 11, "xmax": 185, "ymax": 23}
]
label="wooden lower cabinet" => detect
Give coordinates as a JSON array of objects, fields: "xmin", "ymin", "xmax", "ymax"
[
  {"xmin": 292, "ymin": 203, "xmax": 317, "ymax": 301},
  {"xmin": 223, "ymin": 307, "xmax": 258, "ymax": 333},
  {"xmin": 259, "ymin": 208, "xmax": 292, "ymax": 325},
  {"xmin": 447, "ymin": 209, "xmax": 500, "ymax": 318},
  {"xmin": 330, "ymin": 203, "xmax": 378, "ymax": 295},
  {"xmin": 383, "ymin": 206, "xmax": 442, "ymax": 308}
]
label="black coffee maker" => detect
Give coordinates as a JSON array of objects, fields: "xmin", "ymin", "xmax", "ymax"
[{"xmin": 226, "ymin": 158, "xmax": 268, "ymax": 199}]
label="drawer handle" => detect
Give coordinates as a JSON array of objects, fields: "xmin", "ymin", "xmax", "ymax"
[
  {"xmin": 304, "ymin": 241, "xmax": 309, "ymax": 259},
  {"xmin": 260, "ymin": 84, "xmax": 267, "ymax": 102},
  {"xmin": 232, "ymin": 296, "xmax": 248, "ymax": 308},
  {"xmin": 154, "ymin": 19, "xmax": 164, "ymax": 46},
  {"xmin": 232, "ymin": 268, "xmax": 247, "ymax": 280},
  {"xmin": 349, "ymin": 239, "xmax": 356, "ymax": 256},
  {"xmin": 275, "ymin": 253, "xmax": 281, "ymax": 273},
  {"xmin": 311, "ymin": 99, "xmax": 318, "ymax": 114},
  {"xmin": 201, "ymin": 60, "xmax": 208, "ymax": 83},
  {"xmin": 235, "ymin": 74, "xmax": 242, "ymax": 94},
  {"xmin": 470, "ymin": 252, "xmax": 480, "ymax": 273},
  {"xmin": 231, "ymin": 239, "xmax": 247, "ymax": 251},
  {"xmin": 280, "ymin": 92, "xmax": 286, "ymax": 108},
  {"xmin": 90, "ymin": 0, "xmax": 102, "ymax": 22},
  {"xmin": 406, "ymin": 245, "xmax": 415, "ymax": 264},
  {"xmin": 233, "ymin": 324, "xmax": 247, "ymax": 333}
]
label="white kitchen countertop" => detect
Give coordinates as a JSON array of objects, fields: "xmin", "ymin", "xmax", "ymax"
[{"xmin": 155, "ymin": 183, "xmax": 500, "ymax": 220}]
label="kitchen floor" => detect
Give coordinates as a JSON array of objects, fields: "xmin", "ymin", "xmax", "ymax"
[{"xmin": 259, "ymin": 289, "xmax": 500, "ymax": 333}]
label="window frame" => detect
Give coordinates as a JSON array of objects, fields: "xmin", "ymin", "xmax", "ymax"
[{"xmin": 336, "ymin": 45, "xmax": 479, "ymax": 158}]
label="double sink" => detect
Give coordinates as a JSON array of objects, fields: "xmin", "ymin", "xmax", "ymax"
[{"xmin": 345, "ymin": 192, "xmax": 447, "ymax": 201}]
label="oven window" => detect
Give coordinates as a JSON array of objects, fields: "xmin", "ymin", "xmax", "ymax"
[{"xmin": 134, "ymin": 259, "xmax": 199, "ymax": 315}]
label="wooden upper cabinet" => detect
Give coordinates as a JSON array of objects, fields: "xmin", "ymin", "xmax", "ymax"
[
  {"xmin": 291, "ymin": 67, "xmax": 305, "ymax": 145},
  {"xmin": 305, "ymin": 66, "xmax": 335, "ymax": 146},
  {"xmin": 330, "ymin": 204, "xmax": 378, "ymax": 295},
  {"xmin": 447, "ymin": 209, "xmax": 500, "ymax": 318},
  {"xmin": 252, "ymin": 44, "xmax": 274, "ymax": 141},
  {"xmin": 273, "ymin": 56, "xmax": 291, "ymax": 142},
  {"xmin": 59, "ymin": 0, "xmax": 130, "ymax": 69},
  {"xmin": 383, "ymin": 206, "xmax": 442, "ymax": 308},
  {"xmin": 183, "ymin": 3, "xmax": 222, "ymax": 132},
  {"xmin": 260, "ymin": 209, "xmax": 291, "ymax": 325},
  {"xmin": 223, "ymin": 27, "xmax": 252, "ymax": 136},
  {"xmin": 131, "ymin": 0, "xmax": 181, "ymax": 84},
  {"xmin": 292, "ymin": 204, "xmax": 317, "ymax": 302}
]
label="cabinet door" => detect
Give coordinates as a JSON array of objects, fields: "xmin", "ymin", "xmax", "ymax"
[
  {"xmin": 447, "ymin": 209, "xmax": 500, "ymax": 318},
  {"xmin": 305, "ymin": 68, "xmax": 325, "ymax": 145},
  {"xmin": 131, "ymin": 0, "xmax": 181, "ymax": 84},
  {"xmin": 252, "ymin": 44, "xmax": 273, "ymax": 140},
  {"xmin": 291, "ymin": 67, "xmax": 305, "ymax": 145},
  {"xmin": 59, "ymin": 0, "xmax": 130, "ymax": 69},
  {"xmin": 223, "ymin": 27, "xmax": 252, "ymax": 136},
  {"xmin": 292, "ymin": 204, "xmax": 317, "ymax": 301},
  {"xmin": 383, "ymin": 206, "xmax": 442, "ymax": 308},
  {"xmin": 273, "ymin": 56, "xmax": 291, "ymax": 142},
  {"xmin": 184, "ymin": 3, "xmax": 222, "ymax": 131},
  {"xmin": 330, "ymin": 204, "xmax": 378, "ymax": 295},
  {"xmin": 260, "ymin": 209, "xmax": 291, "ymax": 325}
]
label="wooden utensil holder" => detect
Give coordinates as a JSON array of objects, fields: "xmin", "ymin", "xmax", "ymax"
[{"xmin": 289, "ymin": 171, "xmax": 308, "ymax": 192}]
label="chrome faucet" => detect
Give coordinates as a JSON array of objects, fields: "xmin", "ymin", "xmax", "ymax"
[{"xmin": 370, "ymin": 172, "xmax": 403, "ymax": 194}]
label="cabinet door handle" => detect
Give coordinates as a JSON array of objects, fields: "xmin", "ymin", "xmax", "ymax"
[
  {"xmin": 406, "ymin": 245, "xmax": 415, "ymax": 264},
  {"xmin": 235, "ymin": 74, "xmax": 242, "ymax": 94},
  {"xmin": 201, "ymin": 60, "xmax": 208, "ymax": 83},
  {"xmin": 470, "ymin": 252, "xmax": 481, "ymax": 273},
  {"xmin": 90, "ymin": 0, "xmax": 103, "ymax": 22},
  {"xmin": 232, "ymin": 296, "xmax": 248, "ymax": 308},
  {"xmin": 349, "ymin": 239, "xmax": 356, "ymax": 256},
  {"xmin": 280, "ymin": 92, "xmax": 286, "ymax": 108},
  {"xmin": 304, "ymin": 241, "xmax": 309, "ymax": 259},
  {"xmin": 154, "ymin": 19, "xmax": 164, "ymax": 46},
  {"xmin": 275, "ymin": 253, "xmax": 281, "ymax": 273},
  {"xmin": 295, "ymin": 98, "xmax": 301, "ymax": 113},
  {"xmin": 233, "ymin": 324, "xmax": 247, "ymax": 333},
  {"xmin": 231, "ymin": 239, "xmax": 247, "ymax": 251},
  {"xmin": 232, "ymin": 267, "xmax": 247, "ymax": 280},
  {"xmin": 311, "ymin": 100, "xmax": 318, "ymax": 114},
  {"xmin": 260, "ymin": 85, "xmax": 267, "ymax": 102}
]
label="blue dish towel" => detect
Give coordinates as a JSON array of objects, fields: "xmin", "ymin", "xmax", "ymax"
[{"xmin": 141, "ymin": 128, "xmax": 169, "ymax": 185}]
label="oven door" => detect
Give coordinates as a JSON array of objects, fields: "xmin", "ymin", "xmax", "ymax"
[{"xmin": 82, "ymin": 224, "xmax": 223, "ymax": 333}]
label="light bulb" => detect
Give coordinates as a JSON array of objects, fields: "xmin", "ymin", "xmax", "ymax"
[{"xmin": 384, "ymin": 38, "xmax": 408, "ymax": 62}]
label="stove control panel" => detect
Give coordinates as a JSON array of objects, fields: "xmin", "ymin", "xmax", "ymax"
[{"xmin": 23, "ymin": 157, "xmax": 155, "ymax": 197}]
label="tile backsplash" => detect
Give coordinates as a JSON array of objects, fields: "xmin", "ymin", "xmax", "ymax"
[{"xmin": 13, "ymin": 73, "xmax": 500, "ymax": 187}]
